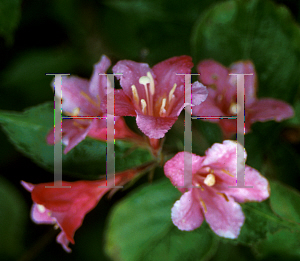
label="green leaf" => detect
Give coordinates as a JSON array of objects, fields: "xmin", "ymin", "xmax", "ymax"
[
  {"xmin": 191, "ymin": 0, "xmax": 300, "ymax": 103},
  {"xmin": 0, "ymin": 102, "xmax": 154, "ymax": 179},
  {"xmin": 269, "ymin": 180, "xmax": 300, "ymax": 224},
  {"xmin": 232, "ymin": 182, "xmax": 300, "ymax": 246},
  {"xmin": 105, "ymin": 178, "xmax": 219, "ymax": 261},
  {"xmin": 0, "ymin": 0, "xmax": 21, "ymax": 43},
  {"xmin": 0, "ymin": 176, "xmax": 26, "ymax": 259},
  {"xmin": 251, "ymin": 181, "xmax": 300, "ymax": 261},
  {"xmin": 235, "ymin": 201, "xmax": 291, "ymax": 245},
  {"xmin": 253, "ymin": 229, "xmax": 300, "ymax": 259},
  {"xmin": 100, "ymin": 0, "xmax": 221, "ymax": 65}
]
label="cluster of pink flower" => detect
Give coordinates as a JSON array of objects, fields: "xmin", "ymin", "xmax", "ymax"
[{"xmin": 22, "ymin": 55, "xmax": 293, "ymax": 252}]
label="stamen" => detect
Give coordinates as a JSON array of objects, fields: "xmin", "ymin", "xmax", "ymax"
[
  {"xmin": 37, "ymin": 204, "xmax": 46, "ymax": 213},
  {"xmin": 80, "ymin": 91, "xmax": 98, "ymax": 107},
  {"xmin": 229, "ymin": 103, "xmax": 241, "ymax": 115},
  {"xmin": 159, "ymin": 98, "xmax": 167, "ymax": 116},
  {"xmin": 139, "ymin": 75, "xmax": 151, "ymax": 86},
  {"xmin": 139, "ymin": 76, "xmax": 150, "ymax": 114},
  {"xmin": 131, "ymin": 85, "xmax": 140, "ymax": 106},
  {"xmin": 216, "ymin": 192, "xmax": 229, "ymax": 202},
  {"xmin": 200, "ymin": 199, "xmax": 207, "ymax": 213},
  {"xmin": 147, "ymin": 72, "xmax": 155, "ymax": 95},
  {"xmin": 204, "ymin": 174, "xmax": 216, "ymax": 187},
  {"xmin": 221, "ymin": 169, "xmax": 234, "ymax": 178},
  {"xmin": 141, "ymin": 99, "xmax": 147, "ymax": 114},
  {"xmin": 72, "ymin": 107, "xmax": 80, "ymax": 116},
  {"xmin": 54, "ymin": 224, "xmax": 59, "ymax": 230},
  {"xmin": 195, "ymin": 182, "xmax": 204, "ymax": 191},
  {"xmin": 168, "ymin": 83, "xmax": 177, "ymax": 103}
]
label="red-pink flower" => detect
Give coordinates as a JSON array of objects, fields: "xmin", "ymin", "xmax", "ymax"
[
  {"xmin": 111, "ymin": 56, "xmax": 208, "ymax": 139},
  {"xmin": 46, "ymin": 55, "xmax": 141, "ymax": 153},
  {"xmin": 21, "ymin": 170, "xmax": 139, "ymax": 252},
  {"xmin": 192, "ymin": 60, "xmax": 294, "ymax": 137},
  {"xmin": 164, "ymin": 140, "xmax": 270, "ymax": 238}
]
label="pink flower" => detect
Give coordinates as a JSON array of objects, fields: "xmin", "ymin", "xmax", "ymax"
[
  {"xmin": 21, "ymin": 169, "xmax": 139, "ymax": 252},
  {"xmin": 111, "ymin": 56, "xmax": 208, "ymax": 139},
  {"xmin": 46, "ymin": 55, "xmax": 141, "ymax": 153},
  {"xmin": 164, "ymin": 140, "xmax": 270, "ymax": 238},
  {"xmin": 192, "ymin": 60, "xmax": 294, "ymax": 137}
]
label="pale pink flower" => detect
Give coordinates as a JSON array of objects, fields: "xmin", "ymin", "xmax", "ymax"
[
  {"xmin": 192, "ymin": 60, "xmax": 294, "ymax": 137},
  {"xmin": 111, "ymin": 56, "xmax": 208, "ymax": 139},
  {"xmin": 164, "ymin": 140, "xmax": 270, "ymax": 238}
]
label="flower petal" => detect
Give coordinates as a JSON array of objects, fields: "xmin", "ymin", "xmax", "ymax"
[
  {"xmin": 112, "ymin": 60, "xmax": 153, "ymax": 100},
  {"xmin": 56, "ymin": 232, "xmax": 72, "ymax": 253},
  {"xmin": 31, "ymin": 180, "xmax": 108, "ymax": 243},
  {"xmin": 191, "ymin": 81, "xmax": 208, "ymax": 106},
  {"xmin": 59, "ymin": 76, "xmax": 98, "ymax": 116},
  {"xmin": 62, "ymin": 119, "xmax": 92, "ymax": 154},
  {"xmin": 191, "ymin": 89, "xmax": 223, "ymax": 119},
  {"xmin": 171, "ymin": 190, "xmax": 204, "ymax": 231},
  {"xmin": 197, "ymin": 60, "xmax": 228, "ymax": 92},
  {"xmin": 152, "ymin": 55, "xmax": 193, "ymax": 98},
  {"xmin": 89, "ymin": 55, "xmax": 111, "ymax": 100},
  {"xmin": 203, "ymin": 140, "xmax": 245, "ymax": 177},
  {"xmin": 229, "ymin": 61, "xmax": 257, "ymax": 107},
  {"xmin": 31, "ymin": 203, "xmax": 55, "ymax": 224},
  {"xmin": 201, "ymin": 188, "xmax": 245, "ymax": 239},
  {"xmin": 248, "ymin": 98, "xmax": 294, "ymax": 124},
  {"xmin": 111, "ymin": 89, "xmax": 137, "ymax": 116},
  {"xmin": 220, "ymin": 166, "xmax": 270, "ymax": 203},
  {"xmin": 136, "ymin": 113, "xmax": 178, "ymax": 139},
  {"xmin": 164, "ymin": 152, "xmax": 203, "ymax": 190}
]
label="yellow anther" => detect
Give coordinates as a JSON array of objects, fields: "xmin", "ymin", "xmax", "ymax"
[
  {"xmin": 204, "ymin": 174, "xmax": 216, "ymax": 187},
  {"xmin": 200, "ymin": 199, "xmax": 207, "ymax": 213},
  {"xmin": 195, "ymin": 182, "xmax": 204, "ymax": 191},
  {"xmin": 159, "ymin": 98, "xmax": 167, "ymax": 116},
  {"xmin": 72, "ymin": 107, "xmax": 80, "ymax": 116},
  {"xmin": 229, "ymin": 103, "xmax": 241, "ymax": 115},
  {"xmin": 221, "ymin": 169, "xmax": 234, "ymax": 178},
  {"xmin": 80, "ymin": 91, "xmax": 98, "ymax": 107},
  {"xmin": 216, "ymin": 192, "xmax": 229, "ymax": 202},
  {"xmin": 141, "ymin": 99, "xmax": 147, "ymax": 114},
  {"xmin": 168, "ymin": 83, "xmax": 177, "ymax": 102},
  {"xmin": 54, "ymin": 224, "xmax": 59, "ymax": 230},
  {"xmin": 37, "ymin": 204, "xmax": 46, "ymax": 213},
  {"xmin": 146, "ymin": 72, "xmax": 155, "ymax": 95},
  {"xmin": 131, "ymin": 85, "xmax": 140, "ymax": 105}
]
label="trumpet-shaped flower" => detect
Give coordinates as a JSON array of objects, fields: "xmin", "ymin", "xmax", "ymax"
[
  {"xmin": 46, "ymin": 55, "xmax": 141, "ymax": 153},
  {"xmin": 111, "ymin": 56, "xmax": 208, "ymax": 139},
  {"xmin": 21, "ymin": 169, "xmax": 139, "ymax": 252},
  {"xmin": 164, "ymin": 140, "xmax": 270, "ymax": 238},
  {"xmin": 192, "ymin": 60, "xmax": 294, "ymax": 137}
]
